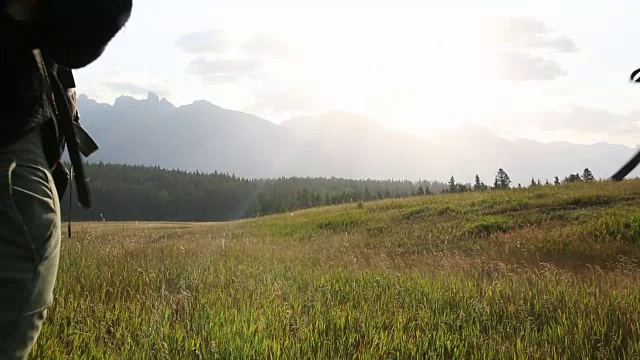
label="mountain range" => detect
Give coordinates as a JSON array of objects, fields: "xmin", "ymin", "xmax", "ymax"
[{"xmin": 75, "ymin": 92, "xmax": 640, "ymax": 186}]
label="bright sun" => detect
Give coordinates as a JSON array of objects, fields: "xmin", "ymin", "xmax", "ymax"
[{"xmin": 266, "ymin": 10, "xmax": 506, "ymax": 132}]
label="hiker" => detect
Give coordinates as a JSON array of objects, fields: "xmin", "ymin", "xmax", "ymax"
[{"xmin": 0, "ymin": 0, "xmax": 132, "ymax": 358}]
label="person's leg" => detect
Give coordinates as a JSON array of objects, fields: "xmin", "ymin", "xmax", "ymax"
[{"xmin": 0, "ymin": 130, "xmax": 61, "ymax": 359}]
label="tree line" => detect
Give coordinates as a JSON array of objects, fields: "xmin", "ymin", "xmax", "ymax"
[
  {"xmin": 61, "ymin": 163, "xmax": 603, "ymax": 222},
  {"xmin": 61, "ymin": 162, "xmax": 450, "ymax": 222},
  {"xmin": 440, "ymin": 167, "xmax": 598, "ymax": 194}
]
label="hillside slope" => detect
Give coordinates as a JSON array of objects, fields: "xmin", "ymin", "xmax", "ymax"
[
  {"xmin": 244, "ymin": 178, "xmax": 640, "ymax": 268},
  {"xmin": 39, "ymin": 181, "xmax": 640, "ymax": 358}
]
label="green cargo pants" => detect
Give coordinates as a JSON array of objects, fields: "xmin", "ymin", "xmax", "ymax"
[{"xmin": 0, "ymin": 128, "xmax": 61, "ymax": 359}]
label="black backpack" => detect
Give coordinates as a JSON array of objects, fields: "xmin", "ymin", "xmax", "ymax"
[{"xmin": 33, "ymin": 48, "xmax": 98, "ymax": 210}]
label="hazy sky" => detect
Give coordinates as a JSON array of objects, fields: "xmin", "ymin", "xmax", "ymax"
[{"xmin": 74, "ymin": 0, "xmax": 640, "ymax": 147}]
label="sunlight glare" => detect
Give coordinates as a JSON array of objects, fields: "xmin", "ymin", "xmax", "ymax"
[{"xmin": 271, "ymin": 11, "xmax": 505, "ymax": 129}]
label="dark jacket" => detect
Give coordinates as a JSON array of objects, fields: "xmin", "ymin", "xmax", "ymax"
[{"xmin": 0, "ymin": 0, "xmax": 132, "ymax": 148}]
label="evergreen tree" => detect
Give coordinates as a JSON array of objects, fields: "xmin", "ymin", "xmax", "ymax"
[
  {"xmin": 474, "ymin": 174, "xmax": 487, "ymax": 191},
  {"xmin": 364, "ymin": 186, "xmax": 372, "ymax": 200},
  {"xmin": 563, "ymin": 173, "xmax": 583, "ymax": 184},
  {"xmin": 448, "ymin": 176, "xmax": 457, "ymax": 193},
  {"xmin": 494, "ymin": 168, "xmax": 511, "ymax": 189},
  {"xmin": 554, "ymin": 176, "xmax": 561, "ymax": 186},
  {"xmin": 417, "ymin": 184, "xmax": 425, "ymax": 196},
  {"xmin": 530, "ymin": 177, "xmax": 536, "ymax": 187},
  {"xmin": 582, "ymin": 168, "xmax": 595, "ymax": 182}
]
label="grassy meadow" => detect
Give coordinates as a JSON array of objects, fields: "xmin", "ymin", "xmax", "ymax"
[{"xmin": 32, "ymin": 180, "xmax": 640, "ymax": 359}]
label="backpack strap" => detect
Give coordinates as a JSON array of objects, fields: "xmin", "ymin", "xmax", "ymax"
[{"xmin": 33, "ymin": 48, "xmax": 92, "ymax": 209}]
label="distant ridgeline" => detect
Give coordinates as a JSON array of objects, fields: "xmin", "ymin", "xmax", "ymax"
[{"xmin": 60, "ymin": 162, "xmax": 451, "ymax": 222}]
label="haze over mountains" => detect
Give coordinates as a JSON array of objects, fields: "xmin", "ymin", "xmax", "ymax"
[{"xmin": 76, "ymin": 92, "xmax": 640, "ymax": 186}]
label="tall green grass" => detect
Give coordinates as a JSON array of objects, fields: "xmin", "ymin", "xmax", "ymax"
[{"xmin": 33, "ymin": 180, "xmax": 640, "ymax": 359}]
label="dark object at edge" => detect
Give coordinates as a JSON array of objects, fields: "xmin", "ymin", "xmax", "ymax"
[
  {"xmin": 612, "ymin": 149, "xmax": 640, "ymax": 181},
  {"xmin": 612, "ymin": 68, "xmax": 640, "ymax": 181},
  {"xmin": 631, "ymin": 68, "xmax": 640, "ymax": 83}
]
